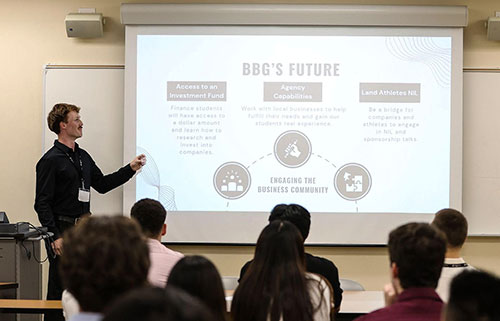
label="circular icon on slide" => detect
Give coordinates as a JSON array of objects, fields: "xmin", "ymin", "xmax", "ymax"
[
  {"xmin": 274, "ymin": 130, "xmax": 312, "ymax": 168},
  {"xmin": 334, "ymin": 163, "xmax": 372, "ymax": 201},
  {"xmin": 213, "ymin": 162, "xmax": 251, "ymax": 200}
]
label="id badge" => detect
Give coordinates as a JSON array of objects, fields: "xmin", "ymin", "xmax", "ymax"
[{"xmin": 78, "ymin": 188, "xmax": 90, "ymax": 202}]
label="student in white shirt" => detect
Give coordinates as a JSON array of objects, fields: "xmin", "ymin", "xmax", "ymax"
[
  {"xmin": 431, "ymin": 208, "xmax": 474, "ymax": 302},
  {"xmin": 63, "ymin": 199, "xmax": 183, "ymax": 320},
  {"xmin": 60, "ymin": 216, "xmax": 150, "ymax": 321}
]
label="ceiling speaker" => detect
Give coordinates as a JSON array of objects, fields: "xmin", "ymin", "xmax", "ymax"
[
  {"xmin": 65, "ymin": 13, "xmax": 104, "ymax": 38},
  {"xmin": 487, "ymin": 17, "xmax": 500, "ymax": 41}
]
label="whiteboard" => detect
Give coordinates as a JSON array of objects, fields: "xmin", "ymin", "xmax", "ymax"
[
  {"xmin": 42, "ymin": 65, "xmax": 125, "ymax": 216},
  {"xmin": 462, "ymin": 69, "xmax": 500, "ymax": 235},
  {"xmin": 42, "ymin": 65, "xmax": 500, "ymax": 238}
]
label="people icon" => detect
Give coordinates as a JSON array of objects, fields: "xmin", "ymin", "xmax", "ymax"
[
  {"xmin": 220, "ymin": 168, "xmax": 245, "ymax": 192},
  {"xmin": 214, "ymin": 162, "xmax": 251, "ymax": 199}
]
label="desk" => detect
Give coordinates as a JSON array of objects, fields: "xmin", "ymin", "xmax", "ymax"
[
  {"xmin": 225, "ymin": 290, "xmax": 384, "ymax": 319},
  {"xmin": 0, "ymin": 300, "xmax": 62, "ymax": 314},
  {"xmin": 340, "ymin": 291, "xmax": 384, "ymax": 313},
  {"xmin": 337, "ymin": 291, "xmax": 384, "ymax": 321}
]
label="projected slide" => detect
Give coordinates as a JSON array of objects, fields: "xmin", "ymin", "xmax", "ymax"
[{"xmin": 136, "ymin": 35, "xmax": 451, "ymax": 213}]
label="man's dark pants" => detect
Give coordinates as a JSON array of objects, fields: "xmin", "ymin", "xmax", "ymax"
[{"xmin": 45, "ymin": 221, "xmax": 74, "ymax": 321}]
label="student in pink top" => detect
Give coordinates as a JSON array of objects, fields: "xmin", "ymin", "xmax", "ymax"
[{"xmin": 131, "ymin": 198, "xmax": 184, "ymax": 287}]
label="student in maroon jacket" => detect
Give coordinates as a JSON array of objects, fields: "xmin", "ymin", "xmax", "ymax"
[{"xmin": 355, "ymin": 223, "xmax": 446, "ymax": 321}]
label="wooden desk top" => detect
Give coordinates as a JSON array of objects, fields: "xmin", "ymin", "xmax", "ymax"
[
  {"xmin": 0, "ymin": 283, "xmax": 18, "ymax": 290},
  {"xmin": 339, "ymin": 291, "xmax": 384, "ymax": 314},
  {"xmin": 0, "ymin": 291, "xmax": 382, "ymax": 315},
  {"xmin": 0, "ymin": 299, "xmax": 62, "ymax": 314}
]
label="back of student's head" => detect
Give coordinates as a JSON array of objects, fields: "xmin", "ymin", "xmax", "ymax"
[
  {"xmin": 232, "ymin": 220, "xmax": 311, "ymax": 321},
  {"xmin": 388, "ymin": 222, "xmax": 446, "ymax": 289},
  {"xmin": 253, "ymin": 220, "xmax": 306, "ymax": 273},
  {"xmin": 130, "ymin": 198, "xmax": 166, "ymax": 238},
  {"xmin": 103, "ymin": 287, "xmax": 218, "ymax": 321},
  {"xmin": 432, "ymin": 208, "xmax": 468, "ymax": 249},
  {"xmin": 445, "ymin": 270, "xmax": 500, "ymax": 321},
  {"xmin": 60, "ymin": 216, "xmax": 150, "ymax": 313},
  {"xmin": 167, "ymin": 256, "xmax": 226, "ymax": 321},
  {"xmin": 268, "ymin": 203, "xmax": 311, "ymax": 241}
]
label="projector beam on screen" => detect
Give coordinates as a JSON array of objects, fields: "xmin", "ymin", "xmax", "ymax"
[{"xmin": 123, "ymin": 5, "xmax": 464, "ymax": 245}]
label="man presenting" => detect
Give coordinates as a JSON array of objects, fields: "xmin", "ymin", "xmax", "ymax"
[{"xmin": 34, "ymin": 103, "xmax": 145, "ymax": 321}]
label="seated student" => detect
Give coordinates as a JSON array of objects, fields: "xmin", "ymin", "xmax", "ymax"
[
  {"xmin": 443, "ymin": 270, "xmax": 500, "ymax": 321},
  {"xmin": 239, "ymin": 204, "xmax": 342, "ymax": 311},
  {"xmin": 61, "ymin": 290, "xmax": 80, "ymax": 320},
  {"xmin": 60, "ymin": 216, "xmax": 150, "ymax": 321},
  {"xmin": 131, "ymin": 198, "xmax": 184, "ymax": 287},
  {"xmin": 166, "ymin": 256, "xmax": 227, "ymax": 321},
  {"xmin": 355, "ymin": 223, "xmax": 446, "ymax": 321},
  {"xmin": 232, "ymin": 220, "xmax": 334, "ymax": 321},
  {"xmin": 103, "ymin": 287, "xmax": 219, "ymax": 321},
  {"xmin": 431, "ymin": 208, "xmax": 474, "ymax": 301}
]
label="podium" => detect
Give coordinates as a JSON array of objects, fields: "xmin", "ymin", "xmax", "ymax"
[{"xmin": 0, "ymin": 230, "xmax": 44, "ymax": 321}]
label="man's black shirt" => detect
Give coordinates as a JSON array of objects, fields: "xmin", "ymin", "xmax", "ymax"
[
  {"xmin": 35, "ymin": 140, "xmax": 135, "ymax": 239},
  {"xmin": 239, "ymin": 252, "xmax": 343, "ymax": 308}
]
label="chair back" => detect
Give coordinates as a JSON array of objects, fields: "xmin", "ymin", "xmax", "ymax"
[
  {"xmin": 222, "ymin": 276, "xmax": 239, "ymax": 291},
  {"xmin": 340, "ymin": 278, "xmax": 365, "ymax": 291}
]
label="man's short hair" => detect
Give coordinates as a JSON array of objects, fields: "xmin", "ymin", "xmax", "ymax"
[
  {"xmin": 432, "ymin": 208, "xmax": 468, "ymax": 248},
  {"xmin": 47, "ymin": 103, "xmax": 80, "ymax": 134},
  {"xmin": 268, "ymin": 204, "xmax": 311, "ymax": 241},
  {"xmin": 60, "ymin": 216, "xmax": 150, "ymax": 312},
  {"xmin": 130, "ymin": 198, "xmax": 166, "ymax": 238},
  {"xmin": 388, "ymin": 222, "xmax": 446, "ymax": 289},
  {"xmin": 446, "ymin": 270, "xmax": 500, "ymax": 321}
]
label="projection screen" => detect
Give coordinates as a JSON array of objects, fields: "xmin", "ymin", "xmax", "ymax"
[{"xmin": 122, "ymin": 4, "xmax": 466, "ymax": 244}]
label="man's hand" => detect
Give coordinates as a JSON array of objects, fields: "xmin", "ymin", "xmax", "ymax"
[
  {"xmin": 130, "ymin": 154, "xmax": 146, "ymax": 171},
  {"xmin": 383, "ymin": 283, "xmax": 398, "ymax": 307},
  {"xmin": 52, "ymin": 238, "xmax": 63, "ymax": 256}
]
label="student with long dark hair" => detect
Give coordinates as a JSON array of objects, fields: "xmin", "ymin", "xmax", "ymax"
[
  {"xmin": 239, "ymin": 203, "xmax": 342, "ymax": 311},
  {"xmin": 232, "ymin": 220, "xmax": 333, "ymax": 321},
  {"xmin": 166, "ymin": 256, "xmax": 227, "ymax": 321}
]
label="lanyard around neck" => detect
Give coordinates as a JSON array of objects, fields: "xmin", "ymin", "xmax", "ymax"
[
  {"xmin": 62, "ymin": 148, "xmax": 85, "ymax": 188},
  {"xmin": 443, "ymin": 262, "xmax": 468, "ymax": 268},
  {"xmin": 55, "ymin": 142, "xmax": 86, "ymax": 188}
]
